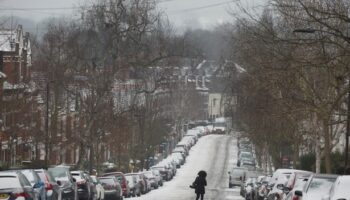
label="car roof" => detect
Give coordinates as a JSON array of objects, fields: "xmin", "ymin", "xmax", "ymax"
[
  {"xmin": 312, "ymin": 174, "xmax": 339, "ymax": 179},
  {"xmin": 0, "ymin": 171, "xmax": 20, "ymax": 176},
  {"xmin": 103, "ymin": 172, "xmax": 123, "ymax": 175}
]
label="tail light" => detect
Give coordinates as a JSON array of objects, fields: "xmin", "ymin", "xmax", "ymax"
[
  {"xmin": 122, "ymin": 180, "xmax": 127, "ymax": 188},
  {"xmin": 292, "ymin": 196, "xmax": 299, "ymax": 200},
  {"xmin": 46, "ymin": 182, "xmax": 53, "ymax": 190},
  {"xmin": 14, "ymin": 192, "xmax": 31, "ymax": 198}
]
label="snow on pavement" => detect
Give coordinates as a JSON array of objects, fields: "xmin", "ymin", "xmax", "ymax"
[{"xmin": 128, "ymin": 134, "xmax": 244, "ymax": 200}]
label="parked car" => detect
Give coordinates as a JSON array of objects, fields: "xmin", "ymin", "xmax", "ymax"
[
  {"xmin": 229, "ymin": 167, "xmax": 248, "ymax": 188},
  {"xmin": 48, "ymin": 166, "xmax": 77, "ymax": 200},
  {"xmin": 240, "ymin": 177, "xmax": 257, "ymax": 199},
  {"xmin": 70, "ymin": 171, "xmax": 91, "ymax": 200},
  {"xmin": 151, "ymin": 166, "xmax": 172, "ymax": 181},
  {"xmin": 124, "ymin": 174, "xmax": 141, "ymax": 197},
  {"xmin": 293, "ymin": 174, "xmax": 338, "ymax": 200},
  {"xmin": 282, "ymin": 175, "xmax": 310, "ymax": 200},
  {"xmin": 0, "ymin": 171, "xmax": 36, "ymax": 200},
  {"xmin": 35, "ymin": 169, "xmax": 61, "ymax": 200},
  {"xmin": 90, "ymin": 176, "xmax": 104, "ymax": 200},
  {"xmin": 98, "ymin": 177, "xmax": 123, "ymax": 200},
  {"xmin": 20, "ymin": 169, "xmax": 46, "ymax": 200},
  {"xmin": 322, "ymin": 175, "xmax": 350, "ymax": 200},
  {"xmin": 83, "ymin": 173, "xmax": 97, "ymax": 200},
  {"xmin": 256, "ymin": 176, "xmax": 271, "ymax": 200},
  {"xmin": 138, "ymin": 173, "xmax": 151, "ymax": 193},
  {"xmin": 143, "ymin": 171, "xmax": 158, "ymax": 189},
  {"xmin": 128, "ymin": 173, "xmax": 147, "ymax": 194},
  {"xmin": 150, "ymin": 169, "xmax": 163, "ymax": 187},
  {"xmin": 285, "ymin": 171, "xmax": 313, "ymax": 191},
  {"xmin": 101, "ymin": 172, "xmax": 130, "ymax": 198}
]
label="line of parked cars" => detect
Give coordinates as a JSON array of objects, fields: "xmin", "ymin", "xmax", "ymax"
[
  {"xmin": 229, "ymin": 138, "xmax": 350, "ymax": 200},
  {"xmin": 0, "ymin": 123, "xmax": 212, "ymax": 200}
]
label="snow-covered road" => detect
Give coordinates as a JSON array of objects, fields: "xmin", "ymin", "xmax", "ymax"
[{"xmin": 130, "ymin": 134, "xmax": 244, "ymax": 200}]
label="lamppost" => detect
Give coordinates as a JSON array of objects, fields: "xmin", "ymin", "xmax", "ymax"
[{"xmin": 294, "ymin": 28, "xmax": 350, "ymax": 170}]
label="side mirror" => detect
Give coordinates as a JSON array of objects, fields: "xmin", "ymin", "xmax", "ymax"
[
  {"xmin": 72, "ymin": 178, "xmax": 76, "ymax": 183},
  {"xmin": 57, "ymin": 181, "xmax": 62, "ymax": 186},
  {"xmin": 295, "ymin": 190, "xmax": 303, "ymax": 197},
  {"xmin": 33, "ymin": 182, "xmax": 40, "ymax": 189}
]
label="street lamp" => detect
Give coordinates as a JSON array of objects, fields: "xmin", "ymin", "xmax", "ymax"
[{"xmin": 294, "ymin": 28, "xmax": 350, "ymax": 170}]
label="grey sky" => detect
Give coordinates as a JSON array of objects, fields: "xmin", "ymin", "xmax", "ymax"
[{"xmin": 0, "ymin": 0, "xmax": 268, "ymax": 31}]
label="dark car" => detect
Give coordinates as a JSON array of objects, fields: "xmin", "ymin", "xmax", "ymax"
[
  {"xmin": 48, "ymin": 166, "xmax": 77, "ymax": 200},
  {"xmin": 98, "ymin": 177, "xmax": 123, "ymax": 200},
  {"xmin": 70, "ymin": 171, "xmax": 91, "ymax": 200},
  {"xmin": 35, "ymin": 169, "xmax": 60, "ymax": 200},
  {"xmin": 0, "ymin": 171, "xmax": 36, "ymax": 200},
  {"xmin": 125, "ymin": 174, "xmax": 141, "ymax": 197},
  {"xmin": 20, "ymin": 170, "xmax": 46, "ymax": 200},
  {"xmin": 102, "ymin": 172, "xmax": 130, "ymax": 198}
]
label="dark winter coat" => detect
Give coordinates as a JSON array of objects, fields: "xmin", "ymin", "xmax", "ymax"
[{"xmin": 193, "ymin": 176, "xmax": 207, "ymax": 194}]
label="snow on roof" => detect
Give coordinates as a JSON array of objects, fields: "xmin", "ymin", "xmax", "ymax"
[
  {"xmin": 235, "ymin": 63, "xmax": 247, "ymax": 73},
  {"xmin": 0, "ymin": 72, "xmax": 6, "ymax": 79},
  {"xmin": 3, "ymin": 81, "xmax": 26, "ymax": 90},
  {"xmin": 0, "ymin": 30, "xmax": 16, "ymax": 52}
]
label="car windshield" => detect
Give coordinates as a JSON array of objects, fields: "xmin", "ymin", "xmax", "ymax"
[
  {"xmin": 0, "ymin": 176, "xmax": 21, "ymax": 188},
  {"xmin": 100, "ymin": 178, "xmax": 115, "ymax": 185},
  {"xmin": 241, "ymin": 153, "xmax": 252, "ymax": 159},
  {"xmin": 48, "ymin": 168, "xmax": 69, "ymax": 179},
  {"xmin": 307, "ymin": 177, "xmax": 336, "ymax": 193},
  {"xmin": 21, "ymin": 170, "xmax": 36, "ymax": 184},
  {"xmin": 125, "ymin": 176, "xmax": 134, "ymax": 186}
]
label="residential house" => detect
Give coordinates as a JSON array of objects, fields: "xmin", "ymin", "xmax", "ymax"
[{"xmin": 0, "ymin": 25, "xmax": 37, "ymax": 165}]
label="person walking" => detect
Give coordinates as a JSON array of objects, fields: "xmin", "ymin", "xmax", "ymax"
[{"xmin": 190, "ymin": 170, "xmax": 207, "ymax": 200}]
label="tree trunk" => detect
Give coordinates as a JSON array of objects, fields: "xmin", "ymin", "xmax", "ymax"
[
  {"xmin": 293, "ymin": 142, "xmax": 299, "ymax": 169},
  {"xmin": 323, "ymin": 119, "xmax": 332, "ymax": 173},
  {"xmin": 315, "ymin": 134, "xmax": 321, "ymax": 173},
  {"xmin": 89, "ymin": 144, "xmax": 95, "ymax": 173},
  {"xmin": 314, "ymin": 113, "xmax": 321, "ymax": 173}
]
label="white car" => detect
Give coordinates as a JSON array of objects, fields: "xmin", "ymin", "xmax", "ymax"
[
  {"xmin": 322, "ymin": 175, "xmax": 350, "ymax": 200},
  {"xmin": 90, "ymin": 176, "xmax": 104, "ymax": 200}
]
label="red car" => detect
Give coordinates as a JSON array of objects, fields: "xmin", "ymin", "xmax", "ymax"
[{"xmin": 102, "ymin": 172, "xmax": 130, "ymax": 197}]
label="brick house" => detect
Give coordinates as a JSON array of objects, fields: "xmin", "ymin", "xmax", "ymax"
[{"xmin": 0, "ymin": 25, "xmax": 37, "ymax": 165}]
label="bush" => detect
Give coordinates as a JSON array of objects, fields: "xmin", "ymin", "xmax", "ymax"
[{"xmin": 299, "ymin": 151, "xmax": 345, "ymax": 173}]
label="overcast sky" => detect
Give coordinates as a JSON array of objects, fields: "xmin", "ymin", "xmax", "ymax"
[{"xmin": 0, "ymin": 0, "xmax": 268, "ymax": 31}]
